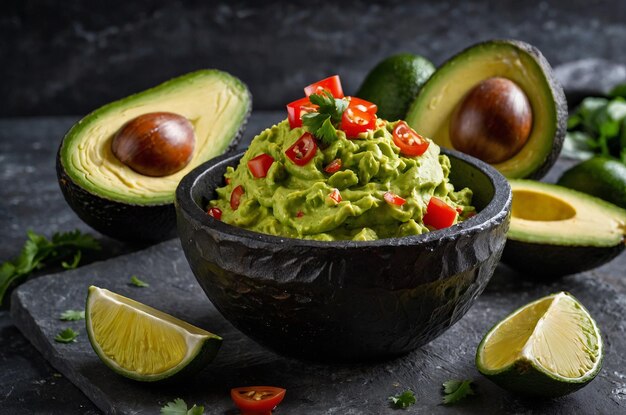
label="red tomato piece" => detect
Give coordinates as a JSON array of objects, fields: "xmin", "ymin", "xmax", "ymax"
[
  {"xmin": 225, "ymin": 177, "xmax": 231, "ymax": 185},
  {"xmin": 383, "ymin": 191, "xmax": 406, "ymax": 206},
  {"xmin": 324, "ymin": 158, "xmax": 342, "ymax": 174},
  {"xmin": 392, "ymin": 121, "xmax": 429, "ymax": 157},
  {"xmin": 296, "ymin": 211, "xmax": 304, "ymax": 218},
  {"xmin": 286, "ymin": 97, "xmax": 318, "ymax": 129},
  {"xmin": 231, "ymin": 386, "xmax": 286, "ymax": 415},
  {"xmin": 304, "ymin": 75, "xmax": 344, "ymax": 98},
  {"xmin": 230, "ymin": 185, "xmax": 244, "ymax": 210},
  {"xmin": 285, "ymin": 132, "xmax": 318, "ymax": 166},
  {"xmin": 423, "ymin": 197, "xmax": 457, "ymax": 229},
  {"xmin": 247, "ymin": 153, "xmax": 275, "ymax": 178},
  {"xmin": 206, "ymin": 207, "xmax": 222, "ymax": 220},
  {"xmin": 348, "ymin": 97, "xmax": 377, "ymax": 114},
  {"xmin": 329, "ymin": 188, "xmax": 342, "ymax": 204},
  {"xmin": 341, "ymin": 107, "xmax": 376, "ymax": 138}
]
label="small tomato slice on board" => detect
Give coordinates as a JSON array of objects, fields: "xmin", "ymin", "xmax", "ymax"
[
  {"xmin": 231, "ymin": 386, "xmax": 286, "ymax": 415},
  {"xmin": 423, "ymin": 197, "xmax": 457, "ymax": 229},
  {"xmin": 341, "ymin": 107, "xmax": 376, "ymax": 138},
  {"xmin": 230, "ymin": 185, "xmax": 244, "ymax": 210},
  {"xmin": 383, "ymin": 191, "xmax": 406, "ymax": 206},
  {"xmin": 329, "ymin": 188, "xmax": 342, "ymax": 204},
  {"xmin": 304, "ymin": 75, "xmax": 344, "ymax": 98},
  {"xmin": 348, "ymin": 97, "xmax": 377, "ymax": 114},
  {"xmin": 285, "ymin": 132, "xmax": 318, "ymax": 166},
  {"xmin": 393, "ymin": 121, "xmax": 429, "ymax": 157},
  {"xmin": 324, "ymin": 158, "xmax": 342, "ymax": 174},
  {"xmin": 206, "ymin": 207, "xmax": 222, "ymax": 220},
  {"xmin": 247, "ymin": 153, "xmax": 275, "ymax": 178},
  {"xmin": 286, "ymin": 97, "xmax": 318, "ymax": 129}
]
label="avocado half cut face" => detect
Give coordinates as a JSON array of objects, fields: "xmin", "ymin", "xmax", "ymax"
[
  {"xmin": 502, "ymin": 180, "xmax": 626, "ymax": 277},
  {"xmin": 405, "ymin": 40, "xmax": 567, "ymax": 179},
  {"xmin": 57, "ymin": 70, "xmax": 251, "ymax": 242}
]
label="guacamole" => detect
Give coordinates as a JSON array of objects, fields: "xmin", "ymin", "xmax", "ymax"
[{"xmin": 209, "ymin": 119, "xmax": 474, "ymax": 241}]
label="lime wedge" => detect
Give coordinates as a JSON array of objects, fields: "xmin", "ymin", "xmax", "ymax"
[
  {"xmin": 476, "ymin": 292, "xmax": 602, "ymax": 397},
  {"xmin": 85, "ymin": 286, "xmax": 221, "ymax": 382}
]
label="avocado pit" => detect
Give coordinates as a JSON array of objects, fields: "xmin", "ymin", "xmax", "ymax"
[
  {"xmin": 112, "ymin": 112, "xmax": 195, "ymax": 177},
  {"xmin": 450, "ymin": 77, "xmax": 533, "ymax": 164}
]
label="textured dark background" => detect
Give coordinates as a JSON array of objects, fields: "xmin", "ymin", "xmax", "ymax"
[{"xmin": 3, "ymin": 0, "xmax": 626, "ymax": 116}]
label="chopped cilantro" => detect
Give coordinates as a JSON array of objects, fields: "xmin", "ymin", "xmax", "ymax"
[
  {"xmin": 59, "ymin": 310, "xmax": 85, "ymax": 321},
  {"xmin": 442, "ymin": 379, "xmax": 475, "ymax": 405},
  {"xmin": 388, "ymin": 390, "xmax": 416, "ymax": 409},
  {"xmin": 129, "ymin": 275, "xmax": 149, "ymax": 287},
  {"xmin": 302, "ymin": 91, "xmax": 348, "ymax": 145},
  {"xmin": 54, "ymin": 328, "xmax": 79, "ymax": 343},
  {"xmin": 160, "ymin": 398, "xmax": 204, "ymax": 415}
]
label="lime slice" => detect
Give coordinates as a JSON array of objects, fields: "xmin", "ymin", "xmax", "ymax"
[
  {"xmin": 86, "ymin": 286, "xmax": 221, "ymax": 382},
  {"xmin": 476, "ymin": 292, "xmax": 602, "ymax": 397}
]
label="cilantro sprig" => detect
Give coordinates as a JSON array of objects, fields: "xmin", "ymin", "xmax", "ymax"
[
  {"xmin": 130, "ymin": 275, "xmax": 149, "ymax": 287},
  {"xmin": 302, "ymin": 91, "xmax": 348, "ymax": 145},
  {"xmin": 160, "ymin": 398, "xmax": 204, "ymax": 415},
  {"xmin": 442, "ymin": 379, "xmax": 475, "ymax": 405},
  {"xmin": 54, "ymin": 328, "xmax": 79, "ymax": 343},
  {"xmin": 0, "ymin": 230, "xmax": 101, "ymax": 305},
  {"xmin": 388, "ymin": 390, "xmax": 416, "ymax": 409}
]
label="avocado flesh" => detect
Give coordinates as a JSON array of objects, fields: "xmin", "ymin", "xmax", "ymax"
[
  {"xmin": 503, "ymin": 180, "xmax": 626, "ymax": 276},
  {"xmin": 405, "ymin": 40, "xmax": 566, "ymax": 179},
  {"xmin": 60, "ymin": 70, "xmax": 251, "ymax": 205}
]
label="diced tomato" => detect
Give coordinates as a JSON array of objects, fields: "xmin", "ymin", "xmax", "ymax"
[
  {"xmin": 341, "ymin": 107, "xmax": 376, "ymax": 138},
  {"xmin": 455, "ymin": 206, "xmax": 463, "ymax": 214},
  {"xmin": 285, "ymin": 132, "xmax": 318, "ymax": 166},
  {"xmin": 324, "ymin": 158, "xmax": 342, "ymax": 174},
  {"xmin": 423, "ymin": 197, "xmax": 457, "ymax": 229},
  {"xmin": 296, "ymin": 211, "xmax": 304, "ymax": 218},
  {"xmin": 231, "ymin": 386, "xmax": 286, "ymax": 415},
  {"xmin": 247, "ymin": 153, "xmax": 275, "ymax": 178},
  {"xmin": 348, "ymin": 97, "xmax": 377, "ymax": 114},
  {"xmin": 225, "ymin": 177, "xmax": 231, "ymax": 185},
  {"xmin": 392, "ymin": 121, "xmax": 429, "ymax": 157},
  {"xmin": 329, "ymin": 188, "xmax": 342, "ymax": 204},
  {"xmin": 304, "ymin": 75, "xmax": 344, "ymax": 98},
  {"xmin": 286, "ymin": 97, "xmax": 318, "ymax": 129},
  {"xmin": 383, "ymin": 191, "xmax": 406, "ymax": 206},
  {"xmin": 206, "ymin": 207, "xmax": 222, "ymax": 220},
  {"xmin": 230, "ymin": 185, "xmax": 244, "ymax": 210}
]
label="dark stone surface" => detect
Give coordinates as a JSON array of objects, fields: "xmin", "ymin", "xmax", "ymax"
[
  {"xmin": 4, "ymin": 0, "xmax": 626, "ymax": 116},
  {"xmin": 10, "ymin": 239, "xmax": 626, "ymax": 414}
]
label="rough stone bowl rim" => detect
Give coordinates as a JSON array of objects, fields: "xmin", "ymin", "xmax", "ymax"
[{"xmin": 175, "ymin": 147, "xmax": 511, "ymax": 250}]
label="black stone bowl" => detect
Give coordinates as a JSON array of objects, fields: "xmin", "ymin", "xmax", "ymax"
[{"xmin": 175, "ymin": 149, "xmax": 511, "ymax": 361}]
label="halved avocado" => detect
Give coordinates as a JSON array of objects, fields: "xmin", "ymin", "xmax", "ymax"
[
  {"xmin": 57, "ymin": 70, "xmax": 251, "ymax": 242},
  {"xmin": 502, "ymin": 180, "xmax": 626, "ymax": 277},
  {"xmin": 405, "ymin": 40, "xmax": 567, "ymax": 179}
]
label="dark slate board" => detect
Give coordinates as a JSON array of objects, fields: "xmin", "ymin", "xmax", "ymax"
[{"xmin": 10, "ymin": 240, "xmax": 626, "ymax": 414}]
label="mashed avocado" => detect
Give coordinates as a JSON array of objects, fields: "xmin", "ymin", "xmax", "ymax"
[{"xmin": 209, "ymin": 119, "xmax": 474, "ymax": 241}]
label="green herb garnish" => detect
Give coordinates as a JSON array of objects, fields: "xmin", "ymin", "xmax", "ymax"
[
  {"xmin": 388, "ymin": 390, "xmax": 416, "ymax": 409},
  {"xmin": 160, "ymin": 398, "xmax": 204, "ymax": 415},
  {"xmin": 302, "ymin": 91, "xmax": 348, "ymax": 145},
  {"xmin": 442, "ymin": 379, "xmax": 474, "ymax": 405},
  {"xmin": 59, "ymin": 309, "xmax": 85, "ymax": 321},
  {"xmin": 129, "ymin": 275, "xmax": 149, "ymax": 287},
  {"xmin": 0, "ymin": 230, "xmax": 100, "ymax": 305},
  {"xmin": 54, "ymin": 328, "xmax": 79, "ymax": 343}
]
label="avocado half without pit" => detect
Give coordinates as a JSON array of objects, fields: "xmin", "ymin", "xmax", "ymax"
[
  {"xmin": 502, "ymin": 180, "xmax": 626, "ymax": 277},
  {"xmin": 57, "ymin": 70, "xmax": 251, "ymax": 242},
  {"xmin": 406, "ymin": 40, "xmax": 567, "ymax": 179}
]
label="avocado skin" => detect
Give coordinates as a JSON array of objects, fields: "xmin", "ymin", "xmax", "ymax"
[
  {"xmin": 502, "ymin": 239, "xmax": 624, "ymax": 278},
  {"xmin": 56, "ymin": 89, "xmax": 251, "ymax": 242},
  {"xmin": 558, "ymin": 156, "xmax": 626, "ymax": 209},
  {"xmin": 175, "ymin": 149, "xmax": 511, "ymax": 361},
  {"xmin": 56, "ymin": 72, "xmax": 252, "ymax": 243}
]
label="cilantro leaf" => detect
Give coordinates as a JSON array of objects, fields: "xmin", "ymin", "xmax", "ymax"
[
  {"xmin": 0, "ymin": 230, "xmax": 100, "ymax": 305},
  {"xmin": 60, "ymin": 310, "xmax": 85, "ymax": 321},
  {"xmin": 388, "ymin": 390, "xmax": 416, "ymax": 409},
  {"xmin": 54, "ymin": 328, "xmax": 79, "ymax": 343},
  {"xmin": 302, "ymin": 91, "xmax": 349, "ymax": 145},
  {"xmin": 442, "ymin": 379, "xmax": 474, "ymax": 405},
  {"xmin": 160, "ymin": 398, "xmax": 204, "ymax": 415},
  {"xmin": 130, "ymin": 275, "xmax": 149, "ymax": 287}
]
